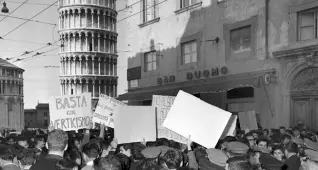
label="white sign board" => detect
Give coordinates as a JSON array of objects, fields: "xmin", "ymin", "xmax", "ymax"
[
  {"xmin": 152, "ymin": 95, "xmax": 188, "ymax": 144},
  {"xmin": 115, "ymin": 106, "xmax": 156, "ymax": 144},
  {"xmin": 49, "ymin": 93, "xmax": 92, "ymax": 131},
  {"xmin": 163, "ymin": 91, "xmax": 232, "ymax": 148},
  {"xmin": 93, "ymin": 93, "xmax": 126, "ymax": 128}
]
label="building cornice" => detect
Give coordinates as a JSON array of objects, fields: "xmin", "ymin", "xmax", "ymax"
[
  {"xmin": 58, "ymin": 28, "xmax": 118, "ymax": 36},
  {"xmin": 59, "ymin": 4, "xmax": 118, "ymax": 15},
  {"xmin": 59, "ymin": 51, "xmax": 118, "ymax": 57},
  {"xmin": 272, "ymin": 44, "xmax": 318, "ymax": 60}
]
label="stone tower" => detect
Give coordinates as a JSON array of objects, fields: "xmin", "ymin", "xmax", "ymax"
[{"xmin": 58, "ymin": 0, "xmax": 118, "ymax": 106}]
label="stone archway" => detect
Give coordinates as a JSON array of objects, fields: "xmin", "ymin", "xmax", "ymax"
[{"xmin": 289, "ymin": 67, "xmax": 318, "ymax": 130}]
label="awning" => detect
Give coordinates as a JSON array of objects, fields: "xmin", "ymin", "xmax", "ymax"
[{"xmin": 117, "ymin": 69, "xmax": 276, "ymax": 101}]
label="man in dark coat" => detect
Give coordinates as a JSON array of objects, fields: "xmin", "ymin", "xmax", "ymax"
[{"xmin": 30, "ymin": 129, "xmax": 68, "ymax": 170}]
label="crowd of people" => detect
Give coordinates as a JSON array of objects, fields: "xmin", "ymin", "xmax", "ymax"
[{"xmin": 0, "ymin": 121, "xmax": 317, "ymax": 170}]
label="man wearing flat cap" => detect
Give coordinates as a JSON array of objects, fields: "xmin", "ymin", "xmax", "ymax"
[
  {"xmin": 225, "ymin": 141, "xmax": 249, "ymax": 158},
  {"xmin": 139, "ymin": 147, "xmax": 162, "ymax": 169}
]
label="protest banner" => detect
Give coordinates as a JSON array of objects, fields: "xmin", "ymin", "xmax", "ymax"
[
  {"xmin": 239, "ymin": 111, "xmax": 258, "ymax": 130},
  {"xmin": 93, "ymin": 93, "xmax": 126, "ymax": 128},
  {"xmin": 163, "ymin": 90, "xmax": 232, "ymax": 149},
  {"xmin": 115, "ymin": 106, "xmax": 156, "ymax": 144},
  {"xmin": 49, "ymin": 93, "xmax": 92, "ymax": 131},
  {"xmin": 220, "ymin": 115, "xmax": 237, "ymax": 139},
  {"xmin": 152, "ymin": 95, "xmax": 188, "ymax": 144}
]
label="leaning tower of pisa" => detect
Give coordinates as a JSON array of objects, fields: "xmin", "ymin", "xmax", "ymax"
[{"xmin": 58, "ymin": 0, "xmax": 118, "ymax": 106}]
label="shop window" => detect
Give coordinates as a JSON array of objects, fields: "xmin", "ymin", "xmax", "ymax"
[
  {"xmin": 181, "ymin": 40, "xmax": 197, "ymax": 64},
  {"xmin": 227, "ymin": 87, "xmax": 254, "ymax": 99},
  {"xmin": 44, "ymin": 112, "xmax": 48, "ymax": 117},
  {"xmin": 144, "ymin": 51, "xmax": 157, "ymax": 72},
  {"xmin": 179, "ymin": 0, "xmax": 201, "ymax": 9},
  {"xmin": 2, "ymin": 68, "xmax": 5, "ymax": 76},
  {"xmin": 141, "ymin": 0, "xmax": 158, "ymax": 23},
  {"xmin": 298, "ymin": 9, "xmax": 318, "ymax": 41},
  {"xmin": 230, "ymin": 26, "xmax": 251, "ymax": 54}
]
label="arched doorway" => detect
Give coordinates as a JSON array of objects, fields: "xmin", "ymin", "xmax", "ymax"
[{"xmin": 290, "ymin": 67, "xmax": 318, "ymax": 130}]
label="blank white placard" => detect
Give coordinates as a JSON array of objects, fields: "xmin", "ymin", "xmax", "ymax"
[
  {"xmin": 163, "ymin": 90, "xmax": 232, "ymax": 148},
  {"xmin": 115, "ymin": 106, "xmax": 157, "ymax": 144}
]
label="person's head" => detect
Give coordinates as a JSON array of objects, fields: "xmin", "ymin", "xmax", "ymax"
[
  {"xmin": 116, "ymin": 152, "xmax": 130, "ymax": 170},
  {"xmin": 93, "ymin": 155, "xmax": 121, "ymax": 170},
  {"xmin": 18, "ymin": 150, "xmax": 36, "ymax": 167},
  {"xmin": 119, "ymin": 143, "xmax": 132, "ymax": 158},
  {"xmin": 279, "ymin": 126, "xmax": 286, "ymax": 134},
  {"xmin": 73, "ymin": 138, "xmax": 81, "ymax": 150},
  {"xmin": 56, "ymin": 158, "xmax": 78, "ymax": 170},
  {"xmin": 293, "ymin": 127, "xmax": 300, "ymax": 137},
  {"xmin": 272, "ymin": 146, "xmax": 285, "ymax": 161},
  {"xmin": 163, "ymin": 149, "xmax": 183, "ymax": 169},
  {"xmin": 263, "ymin": 129, "xmax": 269, "ymax": 137},
  {"xmin": 284, "ymin": 143, "xmax": 298, "ymax": 157},
  {"xmin": 6, "ymin": 137, "xmax": 15, "ymax": 145},
  {"xmin": 246, "ymin": 149, "xmax": 261, "ymax": 166},
  {"xmin": 17, "ymin": 137, "xmax": 29, "ymax": 149},
  {"xmin": 252, "ymin": 132, "xmax": 259, "ymax": 139},
  {"xmin": 82, "ymin": 142, "xmax": 100, "ymax": 162},
  {"xmin": 300, "ymin": 129, "xmax": 307, "ymax": 136},
  {"xmin": 282, "ymin": 134, "xmax": 291, "ymax": 145},
  {"xmin": 131, "ymin": 143, "xmax": 146, "ymax": 161},
  {"xmin": 245, "ymin": 134, "xmax": 256, "ymax": 147},
  {"xmin": 34, "ymin": 136, "xmax": 45, "ymax": 149},
  {"xmin": 0, "ymin": 146, "xmax": 15, "ymax": 166},
  {"xmin": 225, "ymin": 156, "xmax": 251, "ymax": 170},
  {"xmin": 47, "ymin": 129, "xmax": 68, "ymax": 152},
  {"xmin": 68, "ymin": 149, "xmax": 82, "ymax": 166},
  {"xmin": 256, "ymin": 138, "xmax": 268, "ymax": 148}
]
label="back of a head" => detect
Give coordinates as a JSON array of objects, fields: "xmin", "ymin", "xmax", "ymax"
[
  {"xmin": 47, "ymin": 129, "xmax": 68, "ymax": 152},
  {"xmin": 163, "ymin": 149, "xmax": 182, "ymax": 169},
  {"xmin": 131, "ymin": 143, "xmax": 146, "ymax": 161},
  {"xmin": 82, "ymin": 142, "xmax": 100, "ymax": 159},
  {"xmin": 56, "ymin": 158, "xmax": 78, "ymax": 170},
  {"xmin": 0, "ymin": 146, "xmax": 15, "ymax": 161},
  {"xmin": 93, "ymin": 155, "xmax": 121, "ymax": 170},
  {"xmin": 18, "ymin": 150, "xmax": 36, "ymax": 166},
  {"xmin": 285, "ymin": 142, "xmax": 298, "ymax": 153},
  {"xmin": 226, "ymin": 156, "xmax": 251, "ymax": 170}
]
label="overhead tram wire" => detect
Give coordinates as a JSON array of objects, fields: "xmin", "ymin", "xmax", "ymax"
[
  {"xmin": 0, "ymin": 0, "xmax": 29, "ymax": 23},
  {"xmin": 0, "ymin": 38, "xmax": 50, "ymax": 45},
  {"xmin": 6, "ymin": 0, "xmax": 58, "ymax": 6},
  {"xmin": 0, "ymin": 14, "xmax": 56, "ymax": 25},
  {"xmin": 11, "ymin": 0, "xmax": 169, "ymax": 62},
  {"xmin": 1, "ymin": 1, "xmax": 58, "ymax": 38}
]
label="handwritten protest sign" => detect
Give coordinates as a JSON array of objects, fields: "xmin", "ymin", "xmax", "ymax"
[
  {"xmin": 49, "ymin": 93, "xmax": 92, "ymax": 131},
  {"xmin": 152, "ymin": 95, "xmax": 188, "ymax": 144},
  {"xmin": 93, "ymin": 93, "xmax": 126, "ymax": 128},
  {"xmin": 115, "ymin": 106, "xmax": 156, "ymax": 144},
  {"xmin": 163, "ymin": 90, "xmax": 232, "ymax": 148}
]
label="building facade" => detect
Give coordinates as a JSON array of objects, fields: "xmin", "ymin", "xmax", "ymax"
[
  {"xmin": 0, "ymin": 58, "xmax": 24, "ymax": 130},
  {"xmin": 24, "ymin": 103, "xmax": 49, "ymax": 129},
  {"xmin": 24, "ymin": 109, "xmax": 37, "ymax": 128},
  {"xmin": 118, "ymin": 0, "xmax": 318, "ymax": 130},
  {"xmin": 58, "ymin": 0, "xmax": 119, "ymax": 106}
]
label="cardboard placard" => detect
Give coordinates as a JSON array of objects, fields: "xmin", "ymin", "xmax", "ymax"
[
  {"xmin": 152, "ymin": 95, "xmax": 188, "ymax": 144},
  {"xmin": 163, "ymin": 91, "xmax": 232, "ymax": 148},
  {"xmin": 238, "ymin": 111, "xmax": 258, "ymax": 130},
  {"xmin": 93, "ymin": 93, "xmax": 126, "ymax": 128},
  {"xmin": 49, "ymin": 93, "xmax": 92, "ymax": 131},
  {"xmin": 115, "ymin": 106, "xmax": 157, "ymax": 144}
]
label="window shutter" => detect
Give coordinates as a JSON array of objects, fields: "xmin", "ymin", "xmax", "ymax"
[
  {"xmin": 140, "ymin": 0, "xmax": 144, "ymax": 23},
  {"xmin": 176, "ymin": 0, "xmax": 180, "ymax": 10},
  {"xmin": 155, "ymin": 0, "xmax": 159, "ymax": 18}
]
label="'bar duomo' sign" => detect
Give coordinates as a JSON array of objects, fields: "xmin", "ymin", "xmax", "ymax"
[
  {"xmin": 186, "ymin": 66, "xmax": 228, "ymax": 80},
  {"xmin": 157, "ymin": 75, "xmax": 176, "ymax": 85}
]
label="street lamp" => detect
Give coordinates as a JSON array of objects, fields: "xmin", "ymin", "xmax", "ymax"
[{"xmin": 2, "ymin": 1, "xmax": 9, "ymax": 13}]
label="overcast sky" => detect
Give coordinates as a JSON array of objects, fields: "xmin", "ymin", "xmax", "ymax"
[{"xmin": 0, "ymin": 0, "xmax": 128, "ymax": 108}]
